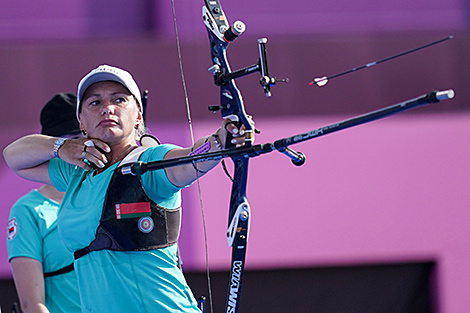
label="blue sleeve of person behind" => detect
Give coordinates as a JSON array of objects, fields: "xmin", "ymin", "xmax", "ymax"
[{"xmin": 7, "ymin": 191, "xmax": 45, "ymax": 262}]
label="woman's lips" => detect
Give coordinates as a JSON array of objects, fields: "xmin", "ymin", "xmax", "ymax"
[{"xmin": 97, "ymin": 119, "xmax": 118, "ymax": 127}]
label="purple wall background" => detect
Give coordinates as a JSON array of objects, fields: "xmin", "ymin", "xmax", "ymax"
[{"xmin": 1, "ymin": 0, "xmax": 469, "ymax": 312}]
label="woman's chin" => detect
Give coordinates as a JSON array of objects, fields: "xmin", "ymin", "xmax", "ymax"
[{"xmin": 93, "ymin": 129, "xmax": 120, "ymax": 142}]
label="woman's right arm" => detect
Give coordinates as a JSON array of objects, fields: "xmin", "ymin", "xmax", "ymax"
[
  {"xmin": 3, "ymin": 134, "xmax": 105, "ymax": 184},
  {"xmin": 3, "ymin": 135, "xmax": 58, "ymax": 185}
]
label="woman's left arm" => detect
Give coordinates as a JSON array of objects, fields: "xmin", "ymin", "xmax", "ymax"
[{"xmin": 165, "ymin": 118, "xmax": 253, "ymax": 187}]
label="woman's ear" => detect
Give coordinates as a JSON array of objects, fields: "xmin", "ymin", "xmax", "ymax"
[
  {"xmin": 79, "ymin": 120, "xmax": 87, "ymax": 136},
  {"xmin": 135, "ymin": 110, "xmax": 144, "ymax": 128}
]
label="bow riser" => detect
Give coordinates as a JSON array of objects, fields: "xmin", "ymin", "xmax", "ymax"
[{"xmin": 206, "ymin": 26, "xmax": 253, "ymax": 142}]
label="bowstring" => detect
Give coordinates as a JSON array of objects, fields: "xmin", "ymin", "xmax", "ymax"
[{"xmin": 170, "ymin": 1, "xmax": 214, "ymax": 313}]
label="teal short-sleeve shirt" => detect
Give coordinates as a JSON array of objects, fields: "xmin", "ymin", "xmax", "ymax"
[
  {"xmin": 49, "ymin": 144, "xmax": 200, "ymax": 313},
  {"xmin": 7, "ymin": 190, "xmax": 81, "ymax": 313}
]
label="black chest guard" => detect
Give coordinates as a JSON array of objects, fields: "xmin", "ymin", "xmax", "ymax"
[{"xmin": 74, "ymin": 147, "xmax": 181, "ymax": 259}]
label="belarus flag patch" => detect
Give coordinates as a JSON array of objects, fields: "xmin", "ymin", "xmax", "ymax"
[
  {"xmin": 7, "ymin": 218, "xmax": 18, "ymax": 240},
  {"xmin": 115, "ymin": 202, "xmax": 151, "ymax": 219}
]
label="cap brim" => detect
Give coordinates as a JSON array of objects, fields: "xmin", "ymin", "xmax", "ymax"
[{"xmin": 78, "ymin": 72, "xmax": 129, "ymax": 101}]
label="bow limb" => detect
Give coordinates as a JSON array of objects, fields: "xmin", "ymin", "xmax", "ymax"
[
  {"xmin": 225, "ymin": 157, "xmax": 250, "ymax": 313},
  {"xmin": 203, "ymin": 1, "xmax": 252, "ymax": 312},
  {"xmin": 171, "ymin": 1, "xmax": 253, "ymax": 311}
]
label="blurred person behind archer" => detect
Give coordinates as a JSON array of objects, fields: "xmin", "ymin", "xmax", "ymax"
[{"xmin": 6, "ymin": 93, "xmax": 82, "ymax": 313}]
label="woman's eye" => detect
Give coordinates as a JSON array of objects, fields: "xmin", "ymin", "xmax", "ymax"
[
  {"xmin": 114, "ymin": 97, "xmax": 128, "ymax": 106},
  {"xmin": 89, "ymin": 100, "xmax": 100, "ymax": 107}
]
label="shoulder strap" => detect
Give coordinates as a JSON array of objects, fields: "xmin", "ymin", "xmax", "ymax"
[{"xmin": 119, "ymin": 146, "xmax": 148, "ymax": 167}]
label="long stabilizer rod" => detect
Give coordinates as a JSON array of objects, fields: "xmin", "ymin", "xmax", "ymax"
[{"xmin": 122, "ymin": 89, "xmax": 455, "ymax": 175}]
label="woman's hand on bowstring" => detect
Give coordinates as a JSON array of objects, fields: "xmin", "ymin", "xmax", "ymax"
[{"xmin": 59, "ymin": 138, "xmax": 110, "ymax": 170}]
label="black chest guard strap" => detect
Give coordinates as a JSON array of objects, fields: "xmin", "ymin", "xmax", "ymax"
[
  {"xmin": 74, "ymin": 147, "xmax": 181, "ymax": 259},
  {"xmin": 43, "ymin": 263, "xmax": 75, "ymax": 277}
]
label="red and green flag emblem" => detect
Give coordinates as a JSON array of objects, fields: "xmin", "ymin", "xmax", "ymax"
[{"xmin": 115, "ymin": 202, "xmax": 151, "ymax": 219}]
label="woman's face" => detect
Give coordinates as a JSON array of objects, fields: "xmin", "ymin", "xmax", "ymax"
[{"xmin": 79, "ymin": 81, "xmax": 142, "ymax": 145}]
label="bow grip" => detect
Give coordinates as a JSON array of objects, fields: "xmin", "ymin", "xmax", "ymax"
[{"xmin": 224, "ymin": 120, "xmax": 243, "ymax": 148}]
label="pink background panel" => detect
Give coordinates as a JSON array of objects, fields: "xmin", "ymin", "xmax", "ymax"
[
  {"xmin": 177, "ymin": 113, "xmax": 470, "ymax": 313},
  {"xmin": 1, "ymin": 112, "xmax": 468, "ymax": 312}
]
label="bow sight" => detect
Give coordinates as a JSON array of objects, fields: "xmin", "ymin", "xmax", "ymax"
[{"xmin": 203, "ymin": 4, "xmax": 287, "ymax": 117}]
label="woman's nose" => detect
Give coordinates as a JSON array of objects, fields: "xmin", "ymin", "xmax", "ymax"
[{"xmin": 100, "ymin": 101, "xmax": 115, "ymax": 115}]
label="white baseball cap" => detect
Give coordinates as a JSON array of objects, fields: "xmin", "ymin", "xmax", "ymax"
[{"xmin": 76, "ymin": 65, "xmax": 142, "ymax": 120}]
